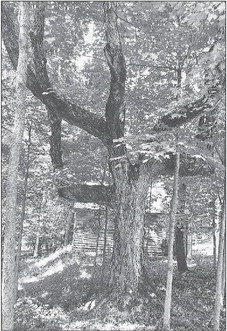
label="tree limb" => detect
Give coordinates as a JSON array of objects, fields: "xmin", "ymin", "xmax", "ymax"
[
  {"xmin": 2, "ymin": 2, "xmax": 109, "ymax": 144},
  {"xmin": 145, "ymin": 151, "xmax": 215, "ymax": 179},
  {"xmin": 153, "ymin": 93, "xmax": 219, "ymax": 132},
  {"xmin": 58, "ymin": 153, "xmax": 214, "ymax": 205},
  {"xmin": 58, "ymin": 184, "xmax": 114, "ymax": 206}
]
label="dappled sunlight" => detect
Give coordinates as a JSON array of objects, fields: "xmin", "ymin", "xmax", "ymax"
[
  {"xmin": 20, "ymin": 275, "xmax": 40, "ymax": 284},
  {"xmin": 193, "ymin": 242, "xmax": 213, "ymax": 256},
  {"xmin": 79, "ymin": 269, "xmax": 92, "ymax": 279},
  {"xmin": 40, "ymin": 291, "xmax": 49, "ymax": 298},
  {"xmin": 41, "ymin": 260, "xmax": 65, "ymax": 278},
  {"xmin": 18, "ymin": 284, "xmax": 23, "ymax": 291},
  {"xmin": 163, "ymin": 259, "xmax": 177, "ymax": 264},
  {"xmin": 20, "ymin": 259, "xmax": 66, "ymax": 285},
  {"xmin": 34, "ymin": 245, "xmax": 73, "ymax": 268},
  {"xmin": 68, "ymin": 321, "xmax": 156, "ymax": 330}
]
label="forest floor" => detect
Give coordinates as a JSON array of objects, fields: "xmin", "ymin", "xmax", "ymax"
[{"xmin": 15, "ymin": 246, "xmax": 226, "ymax": 330}]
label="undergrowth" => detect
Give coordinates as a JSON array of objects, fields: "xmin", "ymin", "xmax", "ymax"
[{"xmin": 15, "ymin": 249, "xmax": 226, "ymax": 330}]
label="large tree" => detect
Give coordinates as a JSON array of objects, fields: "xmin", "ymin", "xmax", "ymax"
[{"xmin": 2, "ymin": 1, "xmax": 224, "ymax": 304}]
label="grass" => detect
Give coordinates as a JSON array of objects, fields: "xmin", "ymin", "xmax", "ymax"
[{"xmin": 15, "ymin": 248, "xmax": 226, "ymax": 330}]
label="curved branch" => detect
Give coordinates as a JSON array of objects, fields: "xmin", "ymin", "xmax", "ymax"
[
  {"xmin": 58, "ymin": 184, "xmax": 114, "ymax": 206},
  {"xmin": 2, "ymin": 2, "xmax": 109, "ymax": 144}
]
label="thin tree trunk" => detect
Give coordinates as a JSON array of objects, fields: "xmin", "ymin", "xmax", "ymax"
[
  {"xmin": 72, "ymin": 212, "xmax": 77, "ymax": 248},
  {"xmin": 175, "ymin": 182, "xmax": 188, "ymax": 272},
  {"xmin": 175, "ymin": 226, "xmax": 188, "ymax": 272},
  {"xmin": 64, "ymin": 202, "xmax": 74, "ymax": 246},
  {"xmin": 145, "ymin": 228, "xmax": 149, "ymax": 255},
  {"xmin": 220, "ymin": 238, "xmax": 225, "ymax": 310},
  {"xmin": 185, "ymin": 231, "xmax": 188, "ymax": 257},
  {"xmin": 163, "ymin": 147, "xmax": 180, "ymax": 331},
  {"xmin": 33, "ymin": 191, "xmax": 47, "ymax": 258},
  {"xmin": 2, "ymin": 3, "xmax": 29, "ymax": 330},
  {"xmin": 211, "ymin": 198, "xmax": 217, "ymax": 268},
  {"xmin": 187, "ymin": 234, "xmax": 192, "ymax": 259},
  {"xmin": 33, "ymin": 225, "xmax": 41, "ymax": 258},
  {"xmin": 213, "ymin": 199, "xmax": 225, "ymax": 331},
  {"xmin": 14, "ymin": 125, "xmax": 32, "ymax": 301},
  {"xmin": 102, "ymin": 206, "xmax": 108, "ymax": 273},
  {"xmin": 93, "ymin": 208, "xmax": 102, "ymax": 269},
  {"xmin": 213, "ymin": 218, "xmax": 217, "ymax": 268}
]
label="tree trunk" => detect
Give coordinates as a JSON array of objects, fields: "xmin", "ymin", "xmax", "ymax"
[
  {"xmin": 2, "ymin": 3, "xmax": 29, "ymax": 330},
  {"xmin": 175, "ymin": 226, "xmax": 188, "ymax": 272},
  {"xmin": 163, "ymin": 147, "xmax": 180, "ymax": 331},
  {"xmin": 93, "ymin": 208, "xmax": 102, "ymax": 270},
  {"xmin": 102, "ymin": 206, "xmax": 108, "ymax": 271},
  {"xmin": 33, "ymin": 225, "xmax": 41, "ymax": 258},
  {"xmin": 108, "ymin": 160, "xmax": 151, "ymax": 303},
  {"xmin": 64, "ymin": 202, "xmax": 75, "ymax": 246},
  {"xmin": 213, "ymin": 199, "xmax": 225, "ymax": 331},
  {"xmin": 213, "ymin": 217, "xmax": 217, "ymax": 268},
  {"xmin": 14, "ymin": 125, "xmax": 32, "ymax": 301},
  {"xmin": 33, "ymin": 191, "xmax": 47, "ymax": 258},
  {"xmin": 220, "ymin": 238, "xmax": 225, "ymax": 310},
  {"xmin": 211, "ymin": 198, "xmax": 217, "ymax": 268},
  {"xmin": 187, "ymin": 234, "xmax": 192, "ymax": 259},
  {"xmin": 175, "ymin": 182, "xmax": 188, "ymax": 272},
  {"xmin": 72, "ymin": 212, "xmax": 77, "ymax": 248}
]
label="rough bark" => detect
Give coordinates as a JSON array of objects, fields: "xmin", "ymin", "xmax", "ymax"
[
  {"xmin": 213, "ymin": 199, "xmax": 225, "ymax": 331},
  {"xmin": 109, "ymin": 163, "xmax": 151, "ymax": 302},
  {"xmin": 163, "ymin": 147, "xmax": 180, "ymax": 331},
  {"xmin": 15, "ymin": 125, "xmax": 32, "ymax": 302},
  {"xmin": 103, "ymin": 3, "xmax": 151, "ymax": 302},
  {"xmin": 2, "ymin": 3, "xmax": 29, "ymax": 330},
  {"xmin": 103, "ymin": 2, "xmax": 126, "ymax": 141}
]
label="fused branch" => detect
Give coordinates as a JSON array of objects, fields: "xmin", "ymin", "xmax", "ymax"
[
  {"xmin": 2, "ymin": 2, "xmax": 109, "ymax": 144},
  {"xmin": 58, "ymin": 184, "xmax": 114, "ymax": 206}
]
